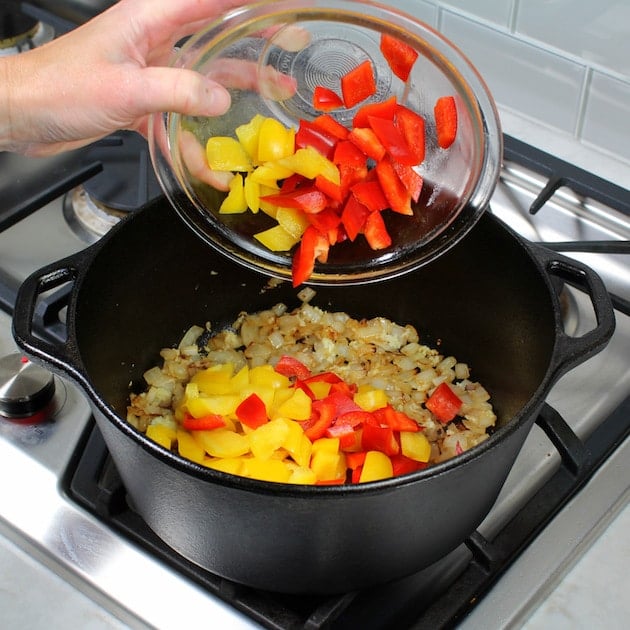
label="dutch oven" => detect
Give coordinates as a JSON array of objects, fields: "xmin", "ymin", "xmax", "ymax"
[{"xmin": 12, "ymin": 197, "xmax": 614, "ymax": 593}]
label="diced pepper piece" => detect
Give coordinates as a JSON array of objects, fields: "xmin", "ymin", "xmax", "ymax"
[
  {"xmin": 364, "ymin": 210, "xmax": 392, "ymax": 250},
  {"xmin": 245, "ymin": 458, "xmax": 292, "ymax": 483},
  {"xmin": 346, "ymin": 451, "xmax": 367, "ymax": 470},
  {"xmin": 261, "ymin": 187, "xmax": 329, "ymax": 214},
  {"xmin": 311, "ymin": 447, "xmax": 346, "ymax": 482},
  {"xmin": 288, "ymin": 466, "xmax": 317, "ymax": 484},
  {"xmin": 281, "ymin": 419, "xmax": 313, "ymax": 468},
  {"xmin": 219, "ymin": 174, "xmax": 248, "ymax": 214},
  {"xmin": 146, "ymin": 423, "xmax": 176, "ymax": 450},
  {"xmin": 375, "ymin": 157, "xmax": 413, "ymax": 216},
  {"xmin": 177, "ymin": 429, "xmax": 207, "ymax": 464},
  {"xmin": 390, "ymin": 453, "xmax": 426, "ymax": 476},
  {"xmin": 186, "ymin": 394, "xmax": 240, "ymax": 418},
  {"xmin": 254, "ymin": 224, "xmax": 300, "ymax": 251},
  {"xmin": 354, "ymin": 386, "xmax": 388, "ymax": 411},
  {"xmin": 361, "ymin": 422, "xmax": 399, "ymax": 456},
  {"xmin": 312, "ymin": 114, "xmax": 350, "ymax": 140},
  {"xmin": 258, "ymin": 117, "xmax": 295, "ymax": 162},
  {"xmin": 291, "ymin": 225, "xmax": 330, "ymax": 287},
  {"xmin": 235, "ymin": 113, "xmax": 266, "ymax": 161},
  {"xmin": 341, "ymin": 195, "xmax": 370, "ymax": 241},
  {"xmin": 359, "ymin": 450, "xmax": 393, "ymax": 482},
  {"xmin": 194, "ymin": 428, "xmax": 250, "ymax": 458},
  {"xmin": 236, "ymin": 393, "xmax": 268, "ymax": 429},
  {"xmin": 303, "ymin": 398, "xmax": 336, "ymax": 441},
  {"xmin": 353, "ymin": 95, "xmax": 398, "ymax": 128},
  {"xmin": 275, "ymin": 387, "xmax": 312, "ymax": 421},
  {"xmin": 348, "ymin": 126, "xmax": 386, "ymax": 162},
  {"xmin": 249, "ymin": 418, "xmax": 290, "ymax": 460},
  {"xmin": 391, "ymin": 161, "xmax": 423, "ymax": 202},
  {"xmin": 400, "ymin": 430, "xmax": 432, "ymax": 462},
  {"xmin": 341, "ymin": 60, "xmax": 377, "ymax": 108},
  {"xmin": 274, "ymin": 355, "xmax": 311, "ymax": 380},
  {"xmin": 333, "ymin": 139, "xmax": 368, "ymax": 168},
  {"xmin": 315, "ymin": 174, "xmax": 343, "ymax": 203},
  {"xmin": 250, "ymin": 162, "xmax": 294, "ymax": 186},
  {"xmin": 425, "ymin": 382, "xmax": 463, "ymax": 422},
  {"xmin": 249, "ymin": 365, "xmax": 290, "ymax": 389},
  {"xmin": 380, "ymin": 34, "xmax": 418, "ymax": 82},
  {"xmin": 243, "ymin": 173, "xmax": 261, "ymax": 213},
  {"xmin": 368, "ymin": 116, "xmax": 416, "ymax": 165},
  {"xmin": 206, "ymin": 136, "xmax": 253, "ymax": 172},
  {"xmin": 395, "ymin": 105, "xmax": 425, "ymax": 164},
  {"xmin": 276, "ymin": 207, "xmax": 310, "ymax": 239},
  {"xmin": 182, "ymin": 413, "xmax": 226, "ymax": 431},
  {"xmin": 434, "ymin": 95, "xmax": 458, "ymax": 149},
  {"xmin": 312, "ymin": 85, "xmax": 344, "ymax": 111},
  {"xmin": 203, "ymin": 457, "xmax": 244, "ymax": 475},
  {"xmin": 372, "ymin": 405, "xmax": 420, "ymax": 432},
  {"xmin": 295, "ymin": 119, "xmax": 338, "ymax": 158},
  {"xmin": 351, "ymin": 180, "xmax": 389, "ymax": 212},
  {"xmin": 278, "ymin": 147, "xmax": 340, "ymax": 184}
]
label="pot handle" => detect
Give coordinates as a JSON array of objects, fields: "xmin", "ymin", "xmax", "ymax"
[
  {"xmin": 536, "ymin": 245, "xmax": 616, "ymax": 381},
  {"xmin": 12, "ymin": 251, "xmax": 91, "ymax": 390}
]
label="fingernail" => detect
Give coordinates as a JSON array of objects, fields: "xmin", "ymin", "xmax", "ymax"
[{"xmin": 204, "ymin": 85, "xmax": 231, "ymax": 116}]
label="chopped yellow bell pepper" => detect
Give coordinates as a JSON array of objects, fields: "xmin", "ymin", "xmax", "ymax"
[
  {"xmin": 278, "ymin": 146, "xmax": 340, "ymax": 184},
  {"xmin": 186, "ymin": 394, "xmax": 241, "ymax": 418},
  {"xmin": 288, "ymin": 466, "xmax": 317, "ymax": 484},
  {"xmin": 176, "ymin": 429, "xmax": 206, "ymax": 464},
  {"xmin": 257, "ymin": 118, "xmax": 295, "ymax": 162},
  {"xmin": 203, "ymin": 457, "xmax": 244, "ymax": 475},
  {"xmin": 274, "ymin": 387, "xmax": 312, "ymax": 420},
  {"xmin": 243, "ymin": 173, "xmax": 261, "ymax": 213},
  {"xmin": 249, "ymin": 365, "xmax": 290, "ymax": 389},
  {"xmin": 146, "ymin": 423, "xmax": 176, "ymax": 450},
  {"xmin": 275, "ymin": 207, "xmax": 310, "ymax": 239},
  {"xmin": 244, "ymin": 457, "xmax": 292, "ymax": 483},
  {"xmin": 311, "ymin": 448, "xmax": 346, "ymax": 482},
  {"xmin": 206, "ymin": 137, "xmax": 253, "ymax": 172},
  {"xmin": 254, "ymin": 224, "xmax": 300, "ymax": 252},
  {"xmin": 219, "ymin": 174, "xmax": 248, "ymax": 214},
  {"xmin": 400, "ymin": 431, "xmax": 431, "ymax": 462},
  {"xmin": 235, "ymin": 113, "xmax": 266, "ymax": 161},
  {"xmin": 354, "ymin": 386, "xmax": 388, "ymax": 411},
  {"xmin": 280, "ymin": 419, "xmax": 312, "ymax": 468},
  {"xmin": 359, "ymin": 451, "xmax": 393, "ymax": 482},
  {"xmin": 249, "ymin": 418, "xmax": 290, "ymax": 460},
  {"xmin": 193, "ymin": 428, "xmax": 250, "ymax": 458}
]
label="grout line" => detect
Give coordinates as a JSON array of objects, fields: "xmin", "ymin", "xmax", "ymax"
[
  {"xmin": 575, "ymin": 67, "xmax": 593, "ymax": 140},
  {"xmin": 509, "ymin": 0, "xmax": 520, "ymax": 33}
]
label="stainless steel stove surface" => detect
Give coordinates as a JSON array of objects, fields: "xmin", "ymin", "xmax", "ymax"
[{"xmin": 0, "ymin": 125, "xmax": 628, "ymax": 628}]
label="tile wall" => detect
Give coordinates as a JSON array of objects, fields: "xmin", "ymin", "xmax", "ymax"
[{"xmin": 387, "ymin": 0, "xmax": 630, "ymax": 171}]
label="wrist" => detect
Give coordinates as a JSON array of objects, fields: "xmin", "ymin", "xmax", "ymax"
[{"xmin": 0, "ymin": 56, "xmax": 15, "ymax": 151}]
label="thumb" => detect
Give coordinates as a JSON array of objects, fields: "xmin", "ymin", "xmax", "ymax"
[{"xmin": 138, "ymin": 66, "xmax": 231, "ymax": 117}]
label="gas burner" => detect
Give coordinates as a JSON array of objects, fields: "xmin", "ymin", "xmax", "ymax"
[
  {"xmin": 62, "ymin": 131, "xmax": 162, "ymax": 242},
  {"xmin": 0, "ymin": 9, "xmax": 54, "ymax": 55}
]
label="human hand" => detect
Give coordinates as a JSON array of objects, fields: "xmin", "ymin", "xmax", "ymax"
[{"xmin": 0, "ymin": 0, "xmax": 265, "ymax": 156}]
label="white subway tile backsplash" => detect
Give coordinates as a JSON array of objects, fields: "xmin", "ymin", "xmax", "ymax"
[
  {"xmin": 581, "ymin": 72, "xmax": 630, "ymax": 164},
  {"xmin": 439, "ymin": 0, "xmax": 514, "ymax": 26},
  {"xmin": 440, "ymin": 12, "xmax": 587, "ymax": 134},
  {"xmin": 515, "ymin": 0, "xmax": 630, "ymax": 78},
  {"xmin": 385, "ymin": 0, "xmax": 438, "ymax": 26}
]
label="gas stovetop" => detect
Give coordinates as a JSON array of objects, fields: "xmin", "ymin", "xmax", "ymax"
[{"xmin": 0, "ymin": 130, "xmax": 628, "ymax": 628}]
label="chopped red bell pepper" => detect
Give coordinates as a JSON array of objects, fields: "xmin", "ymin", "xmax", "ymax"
[
  {"xmin": 312, "ymin": 114, "xmax": 350, "ymax": 140},
  {"xmin": 372, "ymin": 405, "xmax": 420, "ymax": 432},
  {"xmin": 340, "ymin": 60, "xmax": 377, "ymax": 108},
  {"xmin": 341, "ymin": 195, "xmax": 370, "ymax": 241},
  {"xmin": 380, "ymin": 33, "xmax": 419, "ymax": 82},
  {"xmin": 425, "ymin": 382, "xmax": 463, "ymax": 423},
  {"xmin": 391, "ymin": 161, "xmax": 423, "ymax": 202},
  {"xmin": 395, "ymin": 105, "xmax": 425, "ymax": 164},
  {"xmin": 291, "ymin": 225, "xmax": 330, "ymax": 287},
  {"xmin": 182, "ymin": 413, "xmax": 226, "ymax": 431},
  {"xmin": 351, "ymin": 180, "xmax": 389, "ymax": 212},
  {"xmin": 345, "ymin": 451, "xmax": 368, "ymax": 470},
  {"xmin": 274, "ymin": 355, "xmax": 311, "ymax": 380},
  {"xmin": 302, "ymin": 371, "xmax": 343, "ymax": 385},
  {"xmin": 306, "ymin": 208, "xmax": 341, "ymax": 243},
  {"xmin": 368, "ymin": 116, "xmax": 417, "ymax": 165},
  {"xmin": 262, "ymin": 187, "xmax": 329, "ymax": 214},
  {"xmin": 361, "ymin": 422, "xmax": 400, "ymax": 456},
  {"xmin": 303, "ymin": 398, "xmax": 336, "ymax": 440},
  {"xmin": 235, "ymin": 393, "xmax": 268, "ymax": 429},
  {"xmin": 390, "ymin": 453, "xmax": 426, "ymax": 476},
  {"xmin": 352, "ymin": 95, "xmax": 398, "ymax": 128},
  {"xmin": 295, "ymin": 119, "xmax": 338, "ymax": 159},
  {"xmin": 333, "ymin": 139, "xmax": 368, "ymax": 168},
  {"xmin": 363, "ymin": 210, "xmax": 392, "ymax": 250},
  {"xmin": 312, "ymin": 85, "xmax": 344, "ymax": 111},
  {"xmin": 434, "ymin": 95, "xmax": 458, "ymax": 149},
  {"xmin": 348, "ymin": 126, "xmax": 386, "ymax": 162},
  {"xmin": 375, "ymin": 158, "xmax": 413, "ymax": 216}
]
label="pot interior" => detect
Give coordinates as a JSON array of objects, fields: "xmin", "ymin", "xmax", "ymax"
[{"xmin": 74, "ymin": 199, "xmax": 557, "ymax": 433}]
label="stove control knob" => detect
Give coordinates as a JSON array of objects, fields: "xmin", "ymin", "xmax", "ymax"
[{"xmin": 0, "ymin": 354, "xmax": 55, "ymax": 421}]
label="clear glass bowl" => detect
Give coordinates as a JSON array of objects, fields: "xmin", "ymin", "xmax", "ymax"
[{"xmin": 149, "ymin": 0, "xmax": 502, "ymax": 285}]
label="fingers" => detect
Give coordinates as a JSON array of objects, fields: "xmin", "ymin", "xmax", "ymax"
[
  {"xmin": 179, "ymin": 130, "xmax": 233, "ymax": 191},
  {"xmin": 138, "ymin": 66, "xmax": 232, "ymax": 117}
]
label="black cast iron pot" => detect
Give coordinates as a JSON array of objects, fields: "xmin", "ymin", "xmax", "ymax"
[{"xmin": 13, "ymin": 198, "xmax": 614, "ymax": 593}]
